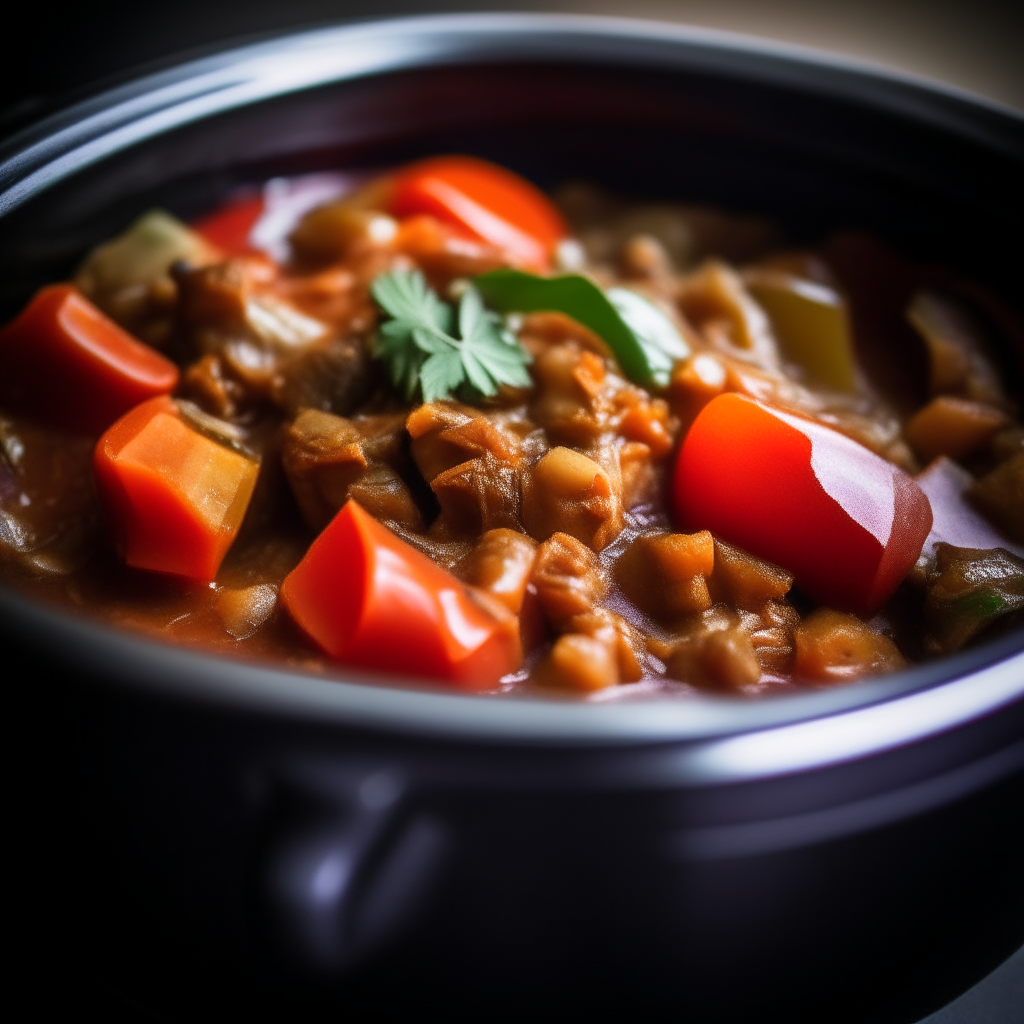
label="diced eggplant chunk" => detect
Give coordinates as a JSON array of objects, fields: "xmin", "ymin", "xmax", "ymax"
[
  {"xmin": 907, "ymin": 289, "xmax": 1008, "ymax": 409},
  {"xmin": 968, "ymin": 451, "xmax": 1024, "ymax": 544},
  {"xmin": 919, "ymin": 544, "xmax": 1024, "ymax": 654}
]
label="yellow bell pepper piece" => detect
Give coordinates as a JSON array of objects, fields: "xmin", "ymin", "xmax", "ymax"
[{"xmin": 745, "ymin": 270, "xmax": 857, "ymax": 392}]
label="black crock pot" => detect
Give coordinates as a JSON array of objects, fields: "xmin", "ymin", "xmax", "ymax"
[{"xmin": 3, "ymin": 14, "xmax": 1023, "ymax": 1022}]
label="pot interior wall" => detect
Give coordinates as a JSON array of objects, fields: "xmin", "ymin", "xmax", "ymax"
[{"xmin": 2, "ymin": 60, "xmax": 1021, "ymax": 331}]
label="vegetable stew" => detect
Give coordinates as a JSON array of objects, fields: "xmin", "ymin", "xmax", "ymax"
[{"xmin": 2, "ymin": 155, "xmax": 1022, "ymax": 697}]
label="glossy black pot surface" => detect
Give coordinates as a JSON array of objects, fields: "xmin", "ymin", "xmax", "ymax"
[{"xmin": 3, "ymin": 14, "xmax": 1024, "ymax": 1022}]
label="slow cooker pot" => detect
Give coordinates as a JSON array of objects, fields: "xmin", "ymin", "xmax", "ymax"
[{"xmin": 3, "ymin": 14, "xmax": 1023, "ymax": 1021}]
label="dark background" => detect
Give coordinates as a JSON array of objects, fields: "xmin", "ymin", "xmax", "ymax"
[
  {"xmin": 2, "ymin": 0, "xmax": 1023, "ymax": 138},
  {"xmin": 2, "ymin": 2, "xmax": 1021, "ymax": 1021}
]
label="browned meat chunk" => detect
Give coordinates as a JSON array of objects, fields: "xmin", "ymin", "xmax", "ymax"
[
  {"xmin": 532, "ymin": 633, "xmax": 620, "ymax": 692},
  {"xmin": 709, "ymin": 538, "xmax": 794, "ymax": 611},
  {"xmin": 175, "ymin": 258, "xmax": 330, "ymax": 405},
  {"xmin": 793, "ymin": 609, "xmax": 905, "ymax": 683},
  {"xmin": 282, "ymin": 409, "xmax": 421, "ymax": 532},
  {"xmin": 665, "ymin": 608, "xmax": 762, "ymax": 691},
  {"xmin": 407, "ymin": 402, "xmax": 523, "ymax": 480},
  {"xmin": 904, "ymin": 396, "xmax": 1009, "ymax": 464},
  {"xmin": 408, "ymin": 402, "xmax": 526, "ymax": 538},
  {"xmin": 616, "ymin": 530, "xmax": 715, "ymax": 620},
  {"xmin": 181, "ymin": 354, "xmax": 246, "ymax": 419},
  {"xmin": 275, "ymin": 335, "xmax": 373, "ymax": 417},
  {"xmin": 742, "ymin": 600, "xmax": 801, "ymax": 675},
  {"xmin": 566, "ymin": 607, "xmax": 645, "ymax": 682},
  {"xmin": 529, "ymin": 532, "xmax": 607, "ymax": 631},
  {"xmin": 457, "ymin": 529, "xmax": 537, "ymax": 614}
]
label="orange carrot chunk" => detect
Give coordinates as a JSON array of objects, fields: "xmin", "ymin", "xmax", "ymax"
[
  {"xmin": 281, "ymin": 500, "xmax": 522, "ymax": 689},
  {"xmin": 94, "ymin": 396, "xmax": 259, "ymax": 581},
  {"xmin": 0, "ymin": 285, "xmax": 179, "ymax": 434},
  {"xmin": 388, "ymin": 155, "xmax": 567, "ymax": 271}
]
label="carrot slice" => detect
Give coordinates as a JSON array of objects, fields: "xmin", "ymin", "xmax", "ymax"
[
  {"xmin": 389, "ymin": 155, "xmax": 567, "ymax": 271},
  {"xmin": 281, "ymin": 501, "xmax": 521, "ymax": 689},
  {"xmin": 0, "ymin": 285, "xmax": 179, "ymax": 434},
  {"xmin": 94, "ymin": 396, "xmax": 259, "ymax": 581}
]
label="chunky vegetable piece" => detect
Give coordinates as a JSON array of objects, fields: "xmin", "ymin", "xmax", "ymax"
[
  {"xmin": 907, "ymin": 289, "xmax": 1007, "ymax": 408},
  {"xmin": 744, "ymin": 271, "xmax": 857, "ymax": 391},
  {"xmin": 904, "ymin": 396, "xmax": 1008, "ymax": 464},
  {"xmin": 77, "ymin": 210, "xmax": 219, "ymax": 303},
  {"xmin": 0, "ymin": 285, "xmax": 180, "ymax": 433},
  {"xmin": 674, "ymin": 394, "xmax": 932, "ymax": 613},
  {"xmin": 915, "ymin": 457, "xmax": 1023, "ymax": 559},
  {"xmin": 94, "ymin": 396, "xmax": 259, "ymax": 581},
  {"xmin": 967, "ymin": 452, "xmax": 1024, "ymax": 544},
  {"xmin": 918, "ymin": 544, "xmax": 1024, "ymax": 655},
  {"xmin": 191, "ymin": 193, "xmax": 265, "ymax": 255},
  {"xmin": 280, "ymin": 500, "xmax": 521, "ymax": 688},
  {"xmin": 389, "ymin": 156, "xmax": 567, "ymax": 270}
]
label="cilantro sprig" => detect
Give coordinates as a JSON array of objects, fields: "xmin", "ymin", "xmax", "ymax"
[{"xmin": 371, "ymin": 269, "xmax": 532, "ymax": 403}]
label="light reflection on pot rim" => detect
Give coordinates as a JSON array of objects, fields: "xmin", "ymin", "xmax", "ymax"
[
  {"xmin": 2, "ymin": 12, "xmax": 1022, "ymax": 216},
  {"xmin": 4, "ymin": 589, "xmax": 1023, "ymax": 775}
]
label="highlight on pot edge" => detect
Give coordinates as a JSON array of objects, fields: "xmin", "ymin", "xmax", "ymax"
[{"xmin": 1, "ymin": 155, "xmax": 1022, "ymax": 698}]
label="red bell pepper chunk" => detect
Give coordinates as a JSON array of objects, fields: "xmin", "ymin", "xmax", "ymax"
[
  {"xmin": 94, "ymin": 396, "xmax": 260, "ymax": 581},
  {"xmin": 673, "ymin": 393, "xmax": 932, "ymax": 614},
  {"xmin": 388, "ymin": 155, "xmax": 567, "ymax": 271},
  {"xmin": 191, "ymin": 192, "xmax": 265, "ymax": 255},
  {"xmin": 0, "ymin": 285, "xmax": 179, "ymax": 434},
  {"xmin": 281, "ymin": 500, "xmax": 522, "ymax": 689}
]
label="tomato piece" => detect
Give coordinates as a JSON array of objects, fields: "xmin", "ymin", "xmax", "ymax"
[
  {"xmin": 281, "ymin": 501, "xmax": 521, "ymax": 689},
  {"xmin": 673, "ymin": 394, "xmax": 932, "ymax": 613},
  {"xmin": 191, "ymin": 193, "xmax": 264, "ymax": 255},
  {"xmin": 0, "ymin": 285, "xmax": 179, "ymax": 434},
  {"xmin": 94, "ymin": 396, "xmax": 260, "ymax": 581},
  {"xmin": 388, "ymin": 156, "xmax": 567, "ymax": 271}
]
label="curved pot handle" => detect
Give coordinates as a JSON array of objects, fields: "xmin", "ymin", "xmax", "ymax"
[{"xmin": 260, "ymin": 767, "xmax": 446, "ymax": 974}]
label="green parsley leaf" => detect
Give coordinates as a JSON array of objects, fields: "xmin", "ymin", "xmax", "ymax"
[
  {"xmin": 475, "ymin": 268, "xmax": 689, "ymax": 388},
  {"xmin": 371, "ymin": 269, "xmax": 532, "ymax": 403}
]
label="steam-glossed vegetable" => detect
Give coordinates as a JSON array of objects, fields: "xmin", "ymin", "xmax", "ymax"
[
  {"xmin": 673, "ymin": 394, "xmax": 932, "ymax": 613},
  {"xmin": 0, "ymin": 285, "xmax": 179, "ymax": 434},
  {"xmin": 281, "ymin": 501, "xmax": 521, "ymax": 688}
]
